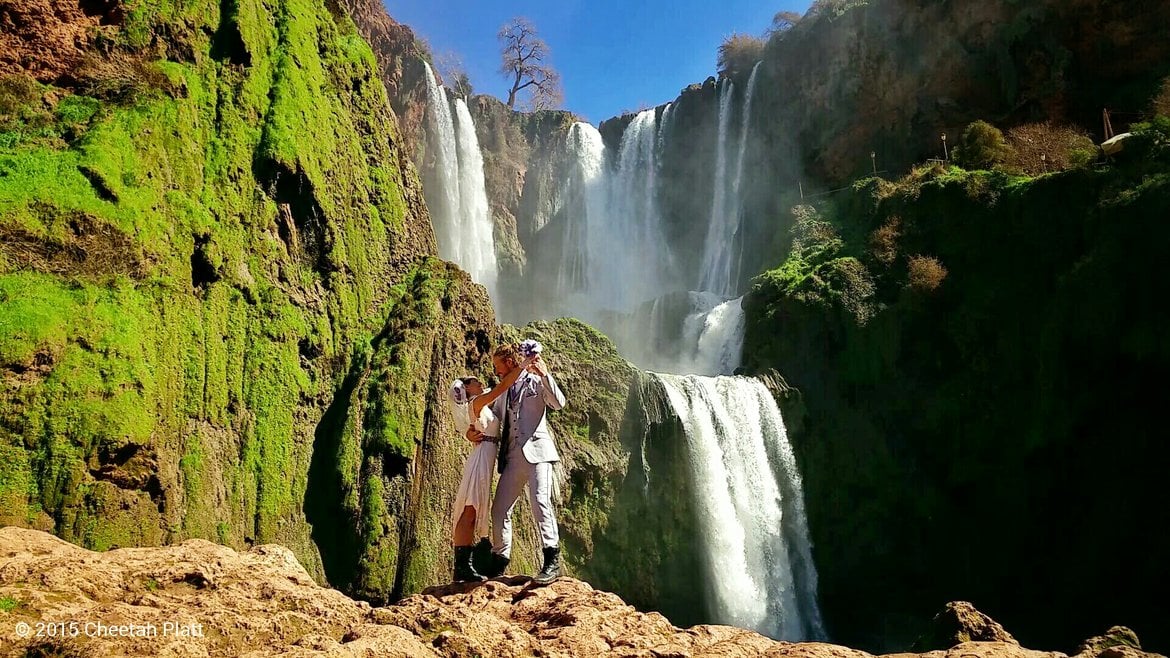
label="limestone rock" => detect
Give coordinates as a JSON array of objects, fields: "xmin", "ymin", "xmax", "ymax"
[
  {"xmin": 913, "ymin": 601, "xmax": 1018, "ymax": 651},
  {"xmin": 1075, "ymin": 627, "xmax": 1146, "ymax": 658},
  {"xmin": 0, "ymin": 0, "xmax": 121, "ymax": 83},
  {"xmin": 3, "ymin": 527, "xmax": 1160, "ymax": 658}
]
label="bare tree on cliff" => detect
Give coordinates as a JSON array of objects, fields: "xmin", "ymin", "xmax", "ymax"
[{"xmin": 498, "ymin": 17, "xmax": 562, "ymax": 110}]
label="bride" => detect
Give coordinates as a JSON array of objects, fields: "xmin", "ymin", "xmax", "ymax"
[{"xmin": 447, "ymin": 353, "xmax": 535, "ymax": 582}]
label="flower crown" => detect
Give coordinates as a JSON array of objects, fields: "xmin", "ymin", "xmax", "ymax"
[
  {"xmin": 519, "ymin": 339, "xmax": 542, "ymax": 359},
  {"xmin": 449, "ymin": 379, "xmax": 469, "ymax": 405}
]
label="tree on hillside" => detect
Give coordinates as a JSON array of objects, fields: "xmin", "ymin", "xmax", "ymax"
[
  {"xmin": 1004, "ymin": 122, "xmax": 1097, "ymax": 174},
  {"xmin": 437, "ymin": 51, "xmax": 473, "ymax": 98},
  {"xmin": 717, "ymin": 33, "xmax": 766, "ymax": 77},
  {"xmin": 953, "ymin": 120, "xmax": 1013, "ymax": 170},
  {"xmin": 497, "ymin": 17, "xmax": 562, "ymax": 110},
  {"xmin": 768, "ymin": 10, "xmax": 802, "ymax": 36}
]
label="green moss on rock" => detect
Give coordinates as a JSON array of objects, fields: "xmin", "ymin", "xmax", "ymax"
[
  {"xmin": 742, "ymin": 146, "xmax": 1170, "ymax": 650},
  {"xmin": 0, "ymin": 0, "xmax": 436, "ymax": 592}
]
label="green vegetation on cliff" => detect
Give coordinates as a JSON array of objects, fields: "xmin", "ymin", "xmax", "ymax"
[
  {"xmin": 743, "ymin": 118, "xmax": 1170, "ymax": 651},
  {"xmin": 0, "ymin": 0, "xmax": 433, "ymax": 581}
]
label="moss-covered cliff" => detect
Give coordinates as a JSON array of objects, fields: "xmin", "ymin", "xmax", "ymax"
[
  {"xmin": 0, "ymin": 0, "xmax": 508, "ymax": 603},
  {"xmin": 741, "ymin": 120, "xmax": 1170, "ymax": 652}
]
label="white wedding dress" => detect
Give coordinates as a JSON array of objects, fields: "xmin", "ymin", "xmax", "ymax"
[{"xmin": 450, "ymin": 393, "xmax": 500, "ymax": 538}]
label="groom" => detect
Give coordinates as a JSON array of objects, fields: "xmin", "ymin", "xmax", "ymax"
[{"xmin": 467, "ymin": 342, "xmax": 566, "ymax": 585}]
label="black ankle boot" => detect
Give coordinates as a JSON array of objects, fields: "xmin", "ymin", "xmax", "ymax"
[
  {"xmin": 533, "ymin": 546, "xmax": 560, "ymax": 585},
  {"xmin": 482, "ymin": 552, "xmax": 509, "ymax": 578},
  {"xmin": 453, "ymin": 545, "xmax": 486, "ymax": 583}
]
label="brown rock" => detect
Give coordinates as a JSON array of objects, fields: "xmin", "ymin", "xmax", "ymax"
[
  {"xmin": 913, "ymin": 602, "xmax": 1018, "ymax": 651},
  {"xmin": 889, "ymin": 641, "xmax": 1067, "ymax": 658},
  {"xmin": 2, "ymin": 527, "xmax": 1151, "ymax": 658},
  {"xmin": 0, "ymin": 0, "xmax": 121, "ymax": 83},
  {"xmin": 1074, "ymin": 627, "xmax": 1161, "ymax": 658}
]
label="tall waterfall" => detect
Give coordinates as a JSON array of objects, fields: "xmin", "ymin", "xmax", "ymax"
[
  {"xmin": 555, "ymin": 112, "xmax": 674, "ymax": 321},
  {"xmin": 422, "ymin": 63, "xmax": 498, "ymax": 298},
  {"xmin": 655, "ymin": 373, "xmax": 825, "ymax": 641},
  {"xmin": 699, "ymin": 62, "xmax": 762, "ymax": 298}
]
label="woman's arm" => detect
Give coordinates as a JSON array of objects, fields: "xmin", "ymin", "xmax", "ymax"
[{"xmin": 471, "ymin": 356, "xmax": 535, "ymax": 417}]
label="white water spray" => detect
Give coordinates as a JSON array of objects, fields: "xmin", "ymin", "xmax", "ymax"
[
  {"xmin": 422, "ymin": 63, "xmax": 498, "ymax": 298},
  {"xmin": 699, "ymin": 62, "xmax": 762, "ymax": 298},
  {"xmin": 555, "ymin": 112, "xmax": 674, "ymax": 321},
  {"xmin": 655, "ymin": 373, "xmax": 826, "ymax": 641},
  {"xmin": 677, "ymin": 294, "xmax": 746, "ymax": 376}
]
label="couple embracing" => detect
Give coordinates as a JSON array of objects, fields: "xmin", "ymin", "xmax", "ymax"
[{"xmin": 447, "ymin": 339, "xmax": 566, "ymax": 585}]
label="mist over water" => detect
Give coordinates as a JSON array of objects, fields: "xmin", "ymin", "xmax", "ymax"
[{"xmin": 555, "ymin": 114, "xmax": 676, "ymax": 323}]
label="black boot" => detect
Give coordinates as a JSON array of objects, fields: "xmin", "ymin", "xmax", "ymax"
[
  {"xmin": 533, "ymin": 546, "xmax": 560, "ymax": 585},
  {"xmin": 453, "ymin": 545, "xmax": 486, "ymax": 583},
  {"xmin": 482, "ymin": 551, "xmax": 509, "ymax": 578}
]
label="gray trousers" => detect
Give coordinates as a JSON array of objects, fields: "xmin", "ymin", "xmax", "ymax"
[{"xmin": 491, "ymin": 455, "xmax": 559, "ymax": 558}]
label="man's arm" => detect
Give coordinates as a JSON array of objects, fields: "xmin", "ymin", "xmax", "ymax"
[{"xmin": 530, "ymin": 356, "xmax": 566, "ymax": 410}]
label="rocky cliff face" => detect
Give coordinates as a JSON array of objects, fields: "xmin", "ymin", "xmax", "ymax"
[
  {"xmin": 335, "ymin": 0, "xmax": 431, "ymax": 155},
  {"xmin": 6, "ymin": 526, "xmax": 1162, "ymax": 658},
  {"xmin": 741, "ymin": 123, "xmax": 1170, "ymax": 652},
  {"xmin": 0, "ymin": 0, "xmax": 506, "ymax": 607},
  {"xmin": 739, "ymin": 0, "xmax": 1170, "ymax": 285},
  {"xmin": 0, "ymin": 0, "xmax": 445, "ymax": 578}
]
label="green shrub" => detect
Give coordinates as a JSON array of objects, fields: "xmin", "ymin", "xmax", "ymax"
[
  {"xmin": 0, "ymin": 74, "xmax": 40, "ymax": 118},
  {"xmin": 953, "ymin": 120, "xmax": 1013, "ymax": 170},
  {"xmin": 75, "ymin": 53, "xmax": 175, "ymax": 105},
  {"xmin": 55, "ymin": 96, "xmax": 102, "ymax": 126}
]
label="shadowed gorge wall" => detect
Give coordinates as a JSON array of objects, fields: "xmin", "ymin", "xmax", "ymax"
[{"xmin": 741, "ymin": 123, "xmax": 1170, "ymax": 651}]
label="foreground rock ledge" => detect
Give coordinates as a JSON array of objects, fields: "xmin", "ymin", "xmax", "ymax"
[{"xmin": 0, "ymin": 528, "xmax": 1159, "ymax": 658}]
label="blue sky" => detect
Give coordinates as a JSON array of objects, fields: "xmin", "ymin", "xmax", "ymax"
[{"xmin": 383, "ymin": 0, "xmax": 812, "ymax": 124}]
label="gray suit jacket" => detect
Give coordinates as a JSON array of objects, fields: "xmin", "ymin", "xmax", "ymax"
[{"xmin": 492, "ymin": 370, "xmax": 567, "ymax": 464}]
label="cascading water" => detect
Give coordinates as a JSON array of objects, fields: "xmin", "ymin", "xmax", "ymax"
[
  {"xmin": 555, "ymin": 112, "xmax": 674, "ymax": 321},
  {"xmin": 502, "ymin": 63, "xmax": 823, "ymax": 641},
  {"xmin": 698, "ymin": 78, "xmax": 735, "ymax": 297},
  {"xmin": 655, "ymin": 373, "xmax": 825, "ymax": 641},
  {"xmin": 421, "ymin": 63, "xmax": 498, "ymax": 298},
  {"xmin": 677, "ymin": 294, "xmax": 746, "ymax": 376},
  {"xmin": 699, "ymin": 62, "xmax": 761, "ymax": 298},
  {"xmin": 556, "ymin": 122, "xmax": 606, "ymax": 311},
  {"xmin": 452, "ymin": 98, "xmax": 497, "ymax": 296}
]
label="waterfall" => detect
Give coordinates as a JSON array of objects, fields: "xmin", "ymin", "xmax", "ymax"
[
  {"xmin": 655, "ymin": 373, "xmax": 826, "ymax": 642},
  {"xmin": 452, "ymin": 98, "xmax": 498, "ymax": 296},
  {"xmin": 422, "ymin": 63, "xmax": 498, "ymax": 298},
  {"xmin": 677, "ymin": 294, "xmax": 746, "ymax": 376},
  {"xmin": 554, "ymin": 112, "xmax": 674, "ymax": 321},
  {"xmin": 556, "ymin": 122, "xmax": 606, "ymax": 311},
  {"xmin": 606, "ymin": 110, "xmax": 672, "ymax": 310},
  {"xmin": 699, "ymin": 62, "xmax": 761, "ymax": 298},
  {"xmin": 699, "ymin": 78, "xmax": 735, "ymax": 296}
]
